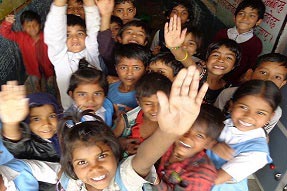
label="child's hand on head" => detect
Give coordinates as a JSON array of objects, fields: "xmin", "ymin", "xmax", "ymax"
[
  {"xmin": 164, "ymin": 15, "xmax": 187, "ymax": 49},
  {"xmin": 95, "ymin": 0, "xmax": 114, "ymax": 16},
  {"xmin": 157, "ymin": 66, "xmax": 208, "ymax": 136},
  {"xmin": 5, "ymin": 15, "xmax": 15, "ymax": 24},
  {"xmin": 0, "ymin": 81, "xmax": 28, "ymax": 124}
]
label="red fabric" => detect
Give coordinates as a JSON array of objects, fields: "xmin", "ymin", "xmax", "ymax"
[
  {"xmin": 129, "ymin": 110, "xmax": 145, "ymax": 143},
  {"xmin": 213, "ymin": 29, "xmax": 262, "ymax": 85},
  {"xmin": 156, "ymin": 145, "xmax": 217, "ymax": 191},
  {"xmin": 0, "ymin": 21, "xmax": 54, "ymax": 78}
]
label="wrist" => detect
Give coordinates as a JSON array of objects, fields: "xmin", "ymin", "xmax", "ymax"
[{"xmin": 166, "ymin": 45, "xmax": 180, "ymax": 50}]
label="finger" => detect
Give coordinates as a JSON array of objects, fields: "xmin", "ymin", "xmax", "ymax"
[
  {"xmin": 180, "ymin": 65, "xmax": 197, "ymax": 96},
  {"xmin": 170, "ymin": 68, "xmax": 187, "ymax": 98},
  {"xmin": 188, "ymin": 67, "xmax": 200, "ymax": 98},
  {"xmin": 157, "ymin": 90, "xmax": 169, "ymax": 114},
  {"xmin": 176, "ymin": 15, "xmax": 181, "ymax": 31},
  {"xmin": 180, "ymin": 28, "xmax": 187, "ymax": 40},
  {"xmin": 172, "ymin": 15, "xmax": 177, "ymax": 30},
  {"xmin": 164, "ymin": 22, "xmax": 169, "ymax": 34},
  {"xmin": 195, "ymin": 82, "xmax": 208, "ymax": 105}
]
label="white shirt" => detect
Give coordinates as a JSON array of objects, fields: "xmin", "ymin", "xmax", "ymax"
[{"xmin": 227, "ymin": 26, "xmax": 254, "ymax": 43}]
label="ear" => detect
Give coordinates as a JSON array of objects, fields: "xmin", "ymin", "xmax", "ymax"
[
  {"xmin": 68, "ymin": 90, "xmax": 73, "ymax": 97},
  {"xmin": 117, "ymin": 36, "xmax": 122, "ymax": 43},
  {"xmin": 228, "ymin": 100, "xmax": 234, "ymax": 113},
  {"xmin": 242, "ymin": 69, "xmax": 254, "ymax": 82},
  {"xmin": 143, "ymin": 40, "xmax": 148, "ymax": 46},
  {"xmin": 255, "ymin": 19, "xmax": 262, "ymax": 27}
]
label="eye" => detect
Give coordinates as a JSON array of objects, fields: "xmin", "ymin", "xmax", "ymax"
[
  {"xmin": 127, "ymin": 8, "xmax": 134, "ymax": 13},
  {"xmin": 119, "ymin": 66, "xmax": 127, "ymax": 70},
  {"xmin": 31, "ymin": 117, "xmax": 40, "ymax": 122},
  {"xmin": 275, "ymin": 75, "xmax": 282, "ymax": 80},
  {"xmin": 249, "ymin": 14, "xmax": 257, "ymax": 18},
  {"xmin": 94, "ymin": 92, "xmax": 103, "ymax": 96},
  {"xmin": 77, "ymin": 160, "xmax": 87, "ymax": 166},
  {"xmin": 67, "ymin": 33, "xmax": 71, "ymax": 38},
  {"xmin": 77, "ymin": 32, "xmax": 86, "ymax": 37},
  {"xmin": 157, "ymin": 70, "xmax": 165, "ymax": 74},
  {"xmin": 259, "ymin": 71, "xmax": 267, "ymax": 75},
  {"xmin": 171, "ymin": 10, "xmax": 178, "ymax": 14},
  {"xmin": 49, "ymin": 113, "xmax": 57, "ymax": 119},
  {"xmin": 115, "ymin": 9, "xmax": 123, "ymax": 14},
  {"xmin": 238, "ymin": 11, "xmax": 244, "ymax": 16},
  {"xmin": 136, "ymin": 32, "xmax": 145, "ymax": 37},
  {"xmin": 196, "ymin": 133, "xmax": 205, "ymax": 140},
  {"xmin": 239, "ymin": 105, "xmax": 248, "ymax": 110},
  {"xmin": 226, "ymin": 56, "xmax": 234, "ymax": 61},
  {"xmin": 98, "ymin": 153, "xmax": 108, "ymax": 159},
  {"xmin": 133, "ymin": 66, "xmax": 142, "ymax": 71},
  {"xmin": 257, "ymin": 111, "xmax": 266, "ymax": 116},
  {"xmin": 77, "ymin": 92, "xmax": 86, "ymax": 97}
]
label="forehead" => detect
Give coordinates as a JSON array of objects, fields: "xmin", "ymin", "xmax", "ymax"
[
  {"xmin": 118, "ymin": 57, "xmax": 145, "ymax": 65},
  {"xmin": 67, "ymin": 25, "xmax": 85, "ymax": 32},
  {"xmin": 75, "ymin": 83, "xmax": 104, "ymax": 91},
  {"xmin": 172, "ymin": 5, "xmax": 188, "ymax": 11},
  {"xmin": 235, "ymin": 95, "xmax": 273, "ymax": 110},
  {"xmin": 212, "ymin": 46, "xmax": 236, "ymax": 56},
  {"xmin": 115, "ymin": 1, "xmax": 135, "ymax": 8},
  {"xmin": 124, "ymin": 26, "xmax": 145, "ymax": 33},
  {"xmin": 30, "ymin": 104, "xmax": 55, "ymax": 114},
  {"xmin": 139, "ymin": 94, "xmax": 158, "ymax": 102},
  {"xmin": 238, "ymin": 6, "xmax": 259, "ymax": 14},
  {"xmin": 150, "ymin": 60, "xmax": 172, "ymax": 69},
  {"xmin": 23, "ymin": 20, "xmax": 40, "ymax": 25},
  {"xmin": 257, "ymin": 61, "xmax": 286, "ymax": 71}
]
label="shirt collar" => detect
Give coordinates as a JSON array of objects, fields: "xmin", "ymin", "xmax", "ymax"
[{"xmin": 227, "ymin": 26, "xmax": 254, "ymax": 43}]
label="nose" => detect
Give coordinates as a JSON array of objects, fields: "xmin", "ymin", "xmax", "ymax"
[
  {"xmin": 87, "ymin": 94, "xmax": 94, "ymax": 102},
  {"xmin": 127, "ymin": 67, "xmax": 134, "ymax": 75},
  {"xmin": 217, "ymin": 55, "xmax": 224, "ymax": 63},
  {"xmin": 123, "ymin": 10, "xmax": 128, "ymax": 17}
]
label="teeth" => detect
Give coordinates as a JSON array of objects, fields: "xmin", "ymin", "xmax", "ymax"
[
  {"xmin": 179, "ymin": 141, "xmax": 191, "ymax": 148},
  {"xmin": 214, "ymin": 65, "xmax": 224, "ymax": 69},
  {"xmin": 239, "ymin": 120, "xmax": 253, "ymax": 127},
  {"xmin": 92, "ymin": 175, "xmax": 106, "ymax": 181}
]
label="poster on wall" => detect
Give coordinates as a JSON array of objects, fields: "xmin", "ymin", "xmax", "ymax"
[
  {"xmin": 214, "ymin": 0, "xmax": 287, "ymax": 54},
  {"xmin": 0, "ymin": 0, "xmax": 27, "ymax": 20}
]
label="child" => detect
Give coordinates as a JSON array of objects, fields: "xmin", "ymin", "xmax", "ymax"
[
  {"xmin": 147, "ymin": 52, "xmax": 184, "ymax": 81},
  {"xmin": 156, "ymin": 104, "xmax": 224, "ymax": 191},
  {"xmin": 214, "ymin": 53, "xmax": 287, "ymax": 133},
  {"xmin": 44, "ymin": 0, "xmax": 101, "ymax": 110},
  {"xmin": 67, "ymin": 0, "xmax": 85, "ymax": 19},
  {"xmin": 150, "ymin": 0, "xmax": 194, "ymax": 54},
  {"xmin": 0, "ymin": 11, "xmax": 55, "ymax": 95},
  {"xmin": 213, "ymin": 0, "xmax": 266, "ymax": 85},
  {"xmin": 113, "ymin": 72, "xmax": 172, "ymax": 156},
  {"xmin": 165, "ymin": 15, "xmax": 241, "ymax": 104},
  {"xmin": 107, "ymin": 43, "xmax": 151, "ymax": 117},
  {"xmin": 0, "ymin": 81, "xmax": 62, "ymax": 162},
  {"xmin": 57, "ymin": 65, "xmax": 209, "ymax": 191},
  {"xmin": 66, "ymin": 59, "xmax": 114, "ymax": 127},
  {"xmin": 113, "ymin": 0, "xmax": 137, "ymax": 24},
  {"xmin": 110, "ymin": 15, "xmax": 123, "ymax": 41},
  {"xmin": 208, "ymin": 80, "xmax": 281, "ymax": 190}
]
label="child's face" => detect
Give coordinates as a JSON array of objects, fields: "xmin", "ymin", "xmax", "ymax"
[
  {"xmin": 116, "ymin": 58, "xmax": 146, "ymax": 88},
  {"xmin": 172, "ymin": 123, "xmax": 213, "ymax": 161},
  {"xmin": 110, "ymin": 22, "xmax": 121, "ymax": 40},
  {"xmin": 118, "ymin": 26, "xmax": 147, "ymax": 46},
  {"xmin": 67, "ymin": 0, "xmax": 85, "ymax": 19},
  {"xmin": 22, "ymin": 20, "xmax": 40, "ymax": 39},
  {"xmin": 66, "ymin": 25, "xmax": 86, "ymax": 53},
  {"xmin": 148, "ymin": 61, "xmax": 175, "ymax": 81},
  {"xmin": 69, "ymin": 83, "xmax": 105, "ymax": 112},
  {"xmin": 230, "ymin": 95, "xmax": 274, "ymax": 132},
  {"xmin": 181, "ymin": 32, "xmax": 198, "ymax": 56},
  {"xmin": 235, "ymin": 7, "xmax": 262, "ymax": 34},
  {"xmin": 169, "ymin": 5, "xmax": 189, "ymax": 25},
  {"xmin": 72, "ymin": 141, "xmax": 117, "ymax": 190},
  {"xmin": 251, "ymin": 61, "xmax": 287, "ymax": 88},
  {"xmin": 138, "ymin": 94, "xmax": 159, "ymax": 122},
  {"xmin": 113, "ymin": 2, "xmax": 136, "ymax": 24},
  {"xmin": 29, "ymin": 104, "xmax": 57, "ymax": 139},
  {"xmin": 206, "ymin": 46, "xmax": 236, "ymax": 76}
]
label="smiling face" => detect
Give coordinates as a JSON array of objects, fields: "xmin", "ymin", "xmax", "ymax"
[
  {"xmin": 230, "ymin": 95, "xmax": 274, "ymax": 132},
  {"xmin": 118, "ymin": 26, "xmax": 147, "ymax": 46},
  {"xmin": 116, "ymin": 58, "xmax": 146, "ymax": 89},
  {"xmin": 169, "ymin": 5, "xmax": 190, "ymax": 25},
  {"xmin": 251, "ymin": 61, "xmax": 287, "ymax": 88},
  {"xmin": 67, "ymin": 0, "xmax": 85, "ymax": 19},
  {"xmin": 22, "ymin": 20, "xmax": 41, "ymax": 39},
  {"xmin": 171, "ymin": 122, "xmax": 213, "ymax": 162},
  {"xmin": 113, "ymin": 2, "xmax": 136, "ymax": 24},
  {"xmin": 72, "ymin": 141, "xmax": 117, "ymax": 190},
  {"xmin": 148, "ymin": 61, "xmax": 175, "ymax": 81},
  {"xmin": 181, "ymin": 32, "xmax": 198, "ymax": 56},
  {"xmin": 138, "ymin": 94, "xmax": 159, "ymax": 122},
  {"xmin": 206, "ymin": 45, "xmax": 236, "ymax": 76},
  {"xmin": 69, "ymin": 83, "xmax": 105, "ymax": 112},
  {"xmin": 66, "ymin": 25, "xmax": 86, "ymax": 53},
  {"xmin": 29, "ymin": 104, "xmax": 57, "ymax": 139},
  {"xmin": 235, "ymin": 6, "xmax": 262, "ymax": 34}
]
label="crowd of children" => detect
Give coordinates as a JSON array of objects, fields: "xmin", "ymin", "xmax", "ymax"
[{"xmin": 0, "ymin": 0, "xmax": 286, "ymax": 190}]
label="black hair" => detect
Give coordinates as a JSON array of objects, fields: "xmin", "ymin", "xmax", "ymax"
[
  {"xmin": 58, "ymin": 111, "xmax": 122, "ymax": 180},
  {"xmin": 165, "ymin": 0, "xmax": 194, "ymax": 24},
  {"xmin": 67, "ymin": 58, "xmax": 108, "ymax": 96},
  {"xmin": 254, "ymin": 53, "xmax": 287, "ymax": 79},
  {"xmin": 114, "ymin": 43, "xmax": 151, "ymax": 67},
  {"xmin": 235, "ymin": 0, "xmax": 266, "ymax": 20},
  {"xmin": 193, "ymin": 104, "xmax": 224, "ymax": 140},
  {"xmin": 149, "ymin": 52, "xmax": 184, "ymax": 77},
  {"xmin": 117, "ymin": 20, "xmax": 151, "ymax": 45},
  {"xmin": 232, "ymin": 80, "xmax": 281, "ymax": 111},
  {"xmin": 111, "ymin": 15, "xmax": 124, "ymax": 27},
  {"xmin": 20, "ymin": 10, "xmax": 41, "ymax": 26},
  {"xmin": 135, "ymin": 72, "xmax": 172, "ymax": 99},
  {"xmin": 115, "ymin": 0, "xmax": 135, "ymax": 6},
  {"xmin": 67, "ymin": 14, "xmax": 86, "ymax": 31},
  {"xmin": 206, "ymin": 39, "xmax": 241, "ymax": 68}
]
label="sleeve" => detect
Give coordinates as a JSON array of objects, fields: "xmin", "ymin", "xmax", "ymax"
[
  {"xmin": 44, "ymin": 3, "xmax": 68, "ymax": 65},
  {"xmin": 0, "ymin": 21, "xmax": 21, "ymax": 42},
  {"xmin": 23, "ymin": 160, "xmax": 61, "ymax": 184},
  {"xmin": 84, "ymin": 5, "xmax": 101, "ymax": 69},
  {"xmin": 98, "ymin": 30, "xmax": 115, "ymax": 61},
  {"xmin": 221, "ymin": 152, "xmax": 268, "ymax": 182},
  {"xmin": 120, "ymin": 155, "xmax": 158, "ymax": 190}
]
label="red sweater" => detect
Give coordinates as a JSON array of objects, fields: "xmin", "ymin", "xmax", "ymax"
[
  {"xmin": 0, "ymin": 21, "xmax": 54, "ymax": 79},
  {"xmin": 213, "ymin": 29, "xmax": 262, "ymax": 85}
]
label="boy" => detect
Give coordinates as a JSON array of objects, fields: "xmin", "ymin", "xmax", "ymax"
[
  {"xmin": 0, "ymin": 11, "xmax": 55, "ymax": 94},
  {"xmin": 107, "ymin": 43, "xmax": 151, "ymax": 117},
  {"xmin": 214, "ymin": 53, "xmax": 287, "ymax": 133},
  {"xmin": 213, "ymin": 0, "xmax": 266, "ymax": 85},
  {"xmin": 110, "ymin": 15, "xmax": 123, "ymax": 40},
  {"xmin": 155, "ymin": 104, "xmax": 224, "ymax": 191},
  {"xmin": 148, "ymin": 52, "xmax": 184, "ymax": 81},
  {"xmin": 113, "ymin": 0, "xmax": 137, "ymax": 24},
  {"xmin": 44, "ymin": 0, "xmax": 101, "ymax": 110},
  {"xmin": 113, "ymin": 72, "xmax": 172, "ymax": 156}
]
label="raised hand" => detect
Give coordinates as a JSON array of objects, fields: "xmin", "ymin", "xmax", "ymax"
[
  {"xmin": 0, "ymin": 81, "xmax": 28, "ymax": 125},
  {"xmin": 95, "ymin": 0, "xmax": 114, "ymax": 17},
  {"xmin": 157, "ymin": 65, "xmax": 208, "ymax": 136},
  {"xmin": 5, "ymin": 15, "xmax": 15, "ymax": 24},
  {"xmin": 164, "ymin": 14, "xmax": 187, "ymax": 49}
]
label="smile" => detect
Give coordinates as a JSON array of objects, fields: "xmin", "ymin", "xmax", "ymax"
[
  {"xmin": 239, "ymin": 120, "xmax": 253, "ymax": 127},
  {"xmin": 91, "ymin": 174, "xmax": 106, "ymax": 181},
  {"xmin": 179, "ymin": 141, "xmax": 192, "ymax": 148}
]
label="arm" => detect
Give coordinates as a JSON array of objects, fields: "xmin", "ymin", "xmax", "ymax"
[
  {"xmin": 132, "ymin": 66, "xmax": 209, "ymax": 177},
  {"xmin": 164, "ymin": 15, "xmax": 196, "ymax": 68},
  {"xmin": 0, "ymin": 15, "xmax": 20, "ymax": 41},
  {"xmin": 0, "ymin": 81, "xmax": 28, "ymax": 141},
  {"xmin": 113, "ymin": 114, "xmax": 126, "ymax": 137},
  {"xmin": 96, "ymin": 0, "xmax": 114, "ymax": 31}
]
